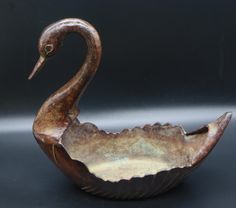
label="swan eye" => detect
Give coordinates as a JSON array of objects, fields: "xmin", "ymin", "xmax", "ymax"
[{"xmin": 44, "ymin": 44, "xmax": 54, "ymax": 54}]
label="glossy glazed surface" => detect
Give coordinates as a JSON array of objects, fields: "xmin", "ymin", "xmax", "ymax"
[{"xmin": 29, "ymin": 18, "xmax": 232, "ymax": 199}]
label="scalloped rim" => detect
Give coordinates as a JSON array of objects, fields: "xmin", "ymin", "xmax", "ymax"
[{"xmin": 59, "ymin": 112, "xmax": 232, "ymax": 183}]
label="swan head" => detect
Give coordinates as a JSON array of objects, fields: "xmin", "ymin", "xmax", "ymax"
[
  {"xmin": 28, "ymin": 22, "xmax": 64, "ymax": 80},
  {"xmin": 38, "ymin": 25, "xmax": 63, "ymax": 57}
]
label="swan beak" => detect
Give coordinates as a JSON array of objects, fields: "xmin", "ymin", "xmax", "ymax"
[{"xmin": 28, "ymin": 56, "xmax": 46, "ymax": 80}]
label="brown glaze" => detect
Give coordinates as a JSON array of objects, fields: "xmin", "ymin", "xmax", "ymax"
[
  {"xmin": 29, "ymin": 18, "xmax": 232, "ymax": 199},
  {"xmin": 29, "ymin": 18, "xmax": 101, "ymax": 141}
]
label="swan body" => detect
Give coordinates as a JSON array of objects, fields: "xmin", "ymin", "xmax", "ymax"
[{"xmin": 29, "ymin": 18, "xmax": 232, "ymax": 199}]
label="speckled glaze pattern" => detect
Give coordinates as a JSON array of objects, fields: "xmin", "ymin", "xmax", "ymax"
[{"xmin": 29, "ymin": 18, "xmax": 232, "ymax": 199}]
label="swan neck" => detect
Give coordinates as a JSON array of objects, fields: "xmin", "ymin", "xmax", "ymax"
[
  {"xmin": 34, "ymin": 19, "xmax": 101, "ymax": 140},
  {"xmin": 54, "ymin": 20, "xmax": 101, "ymax": 105}
]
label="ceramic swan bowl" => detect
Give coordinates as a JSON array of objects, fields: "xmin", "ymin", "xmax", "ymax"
[{"xmin": 29, "ymin": 18, "xmax": 232, "ymax": 199}]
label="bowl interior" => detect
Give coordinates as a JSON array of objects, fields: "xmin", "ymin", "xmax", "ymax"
[{"xmin": 60, "ymin": 120, "xmax": 209, "ymax": 182}]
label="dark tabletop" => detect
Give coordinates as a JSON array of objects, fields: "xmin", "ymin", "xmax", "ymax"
[{"xmin": 0, "ymin": 117, "xmax": 235, "ymax": 208}]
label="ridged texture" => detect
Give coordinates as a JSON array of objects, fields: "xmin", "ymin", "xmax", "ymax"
[{"xmin": 79, "ymin": 167, "xmax": 193, "ymax": 199}]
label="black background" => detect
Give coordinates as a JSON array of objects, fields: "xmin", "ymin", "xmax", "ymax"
[{"xmin": 0, "ymin": 0, "xmax": 235, "ymax": 207}]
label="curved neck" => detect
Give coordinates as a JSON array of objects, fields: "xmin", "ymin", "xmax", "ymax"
[{"xmin": 34, "ymin": 19, "xmax": 101, "ymax": 140}]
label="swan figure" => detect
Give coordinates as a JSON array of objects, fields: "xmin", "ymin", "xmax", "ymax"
[{"xmin": 29, "ymin": 18, "xmax": 232, "ymax": 199}]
